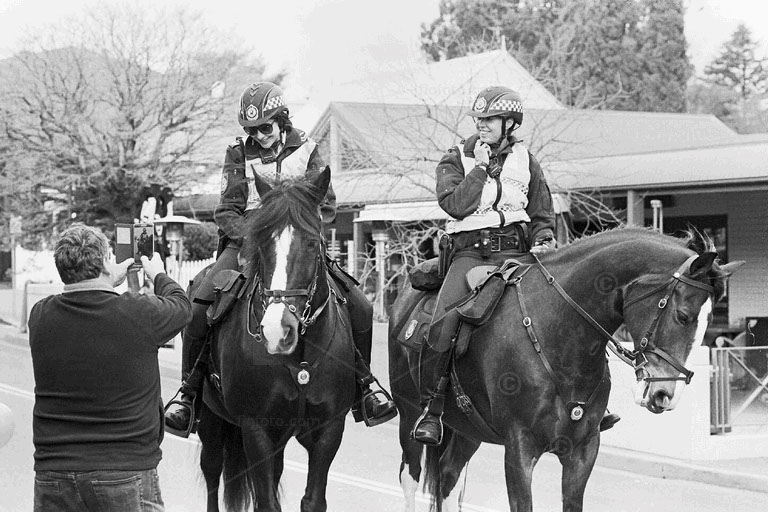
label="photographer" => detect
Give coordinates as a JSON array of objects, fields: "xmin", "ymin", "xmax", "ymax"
[{"xmin": 28, "ymin": 223, "xmax": 192, "ymax": 512}]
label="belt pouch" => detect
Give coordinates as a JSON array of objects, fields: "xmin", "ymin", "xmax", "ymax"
[
  {"xmin": 479, "ymin": 229, "xmax": 492, "ymax": 258},
  {"xmin": 207, "ymin": 270, "xmax": 247, "ymax": 325},
  {"xmin": 438, "ymin": 234, "xmax": 454, "ymax": 278}
]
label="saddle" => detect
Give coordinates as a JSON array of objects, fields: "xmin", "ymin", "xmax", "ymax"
[{"xmin": 395, "ymin": 258, "xmax": 524, "ymax": 355}]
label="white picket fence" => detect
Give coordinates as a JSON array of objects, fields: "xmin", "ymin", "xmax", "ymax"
[{"xmin": 176, "ymin": 257, "xmax": 215, "ymax": 288}]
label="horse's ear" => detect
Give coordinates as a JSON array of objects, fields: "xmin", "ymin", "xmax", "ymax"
[
  {"xmin": 688, "ymin": 251, "xmax": 717, "ymax": 278},
  {"xmin": 252, "ymin": 168, "xmax": 272, "ymax": 198},
  {"xmin": 310, "ymin": 166, "xmax": 331, "ymax": 203},
  {"xmin": 718, "ymin": 260, "xmax": 745, "ymax": 278}
]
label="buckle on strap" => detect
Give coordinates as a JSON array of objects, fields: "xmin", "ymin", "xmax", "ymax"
[{"xmin": 490, "ymin": 235, "xmax": 501, "ymax": 252}]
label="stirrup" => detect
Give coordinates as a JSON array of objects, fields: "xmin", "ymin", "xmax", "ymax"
[
  {"xmin": 359, "ymin": 388, "xmax": 398, "ymax": 427},
  {"xmin": 410, "ymin": 408, "xmax": 443, "ymax": 446},
  {"xmin": 163, "ymin": 389, "xmax": 197, "ymax": 438}
]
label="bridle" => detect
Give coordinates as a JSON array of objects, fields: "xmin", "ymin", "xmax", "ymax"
[
  {"xmin": 247, "ymin": 243, "xmax": 331, "ymax": 339},
  {"xmin": 620, "ymin": 254, "xmax": 714, "ymax": 385},
  {"xmin": 533, "ymin": 253, "xmax": 715, "ymax": 386}
]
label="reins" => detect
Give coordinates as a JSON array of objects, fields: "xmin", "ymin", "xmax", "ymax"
[{"xmin": 531, "ymin": 253, "xmax": 714, "ymax": 385}]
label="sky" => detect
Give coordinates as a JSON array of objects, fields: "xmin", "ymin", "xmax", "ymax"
[{"xmin": 1, "ymin": 0, "xmax": 767, "ymax": 121}]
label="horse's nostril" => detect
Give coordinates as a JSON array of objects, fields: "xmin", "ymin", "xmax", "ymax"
[{"xmin": 653, "ymin": 390, "xmax": 671, "ymax": 408}]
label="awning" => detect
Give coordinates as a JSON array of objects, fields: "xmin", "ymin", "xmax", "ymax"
[
  {"xmin": 353, "ymin": 194, "xmax": 570, "ymax": 223},
  {"xmin": 353, "ymin": 201, "xmax": 449, "ymax": 223}
]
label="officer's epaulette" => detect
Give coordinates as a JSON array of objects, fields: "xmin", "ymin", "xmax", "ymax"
[
  {"xmin": 229, "ymin": 136, "xmax": 243, "ymax": 149},
  {"xmin": 296, "ymin": 129, "xmax": 308, "ymax": 143}
]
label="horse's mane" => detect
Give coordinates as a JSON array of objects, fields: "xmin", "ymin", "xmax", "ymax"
[
  {"xmin": 241, "ymin": 177, "xmax": 323, "ymax": 266},
  {"xmin": 556, "ymin": 225, "xmax": 729, "ymax": 299}
]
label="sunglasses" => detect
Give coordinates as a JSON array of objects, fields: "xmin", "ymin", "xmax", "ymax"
[{"xmin": 247, "ymin": 123, "xmax": 275, "ymax": 136}]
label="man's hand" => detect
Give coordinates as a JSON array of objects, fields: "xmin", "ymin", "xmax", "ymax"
[
  {"xmin": 141, "ymin": 253, "xmax": 166, "ymax": 283},
  {"xmin": 109, "ymin": 257, "xmax": 134, "ymax": 288}
]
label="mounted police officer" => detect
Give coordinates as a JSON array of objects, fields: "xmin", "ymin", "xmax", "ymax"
[
  {"xmin": 411, "ymin": 86, "xmax": 620, "ymax": 445},
  {"xmin": 164, "ymin": 82, "xmax": 396, "ymax": 436}
]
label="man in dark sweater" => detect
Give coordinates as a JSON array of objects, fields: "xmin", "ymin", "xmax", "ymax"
[{"xmin": 28, "ymin": 223, "xmax": 192, "ymax": 511}]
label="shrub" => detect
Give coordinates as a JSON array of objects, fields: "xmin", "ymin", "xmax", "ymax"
[{"xmin": 183, "ymin": 222, "xmax": 219, "ymax": 261}]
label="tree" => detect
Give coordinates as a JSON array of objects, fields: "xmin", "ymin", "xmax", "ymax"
[
  {"xmin": 420, "ymin": 0, "xmax": 691, "ymax": 112},
  {"xmin": 634, "ymin": 0, "xmax": 691, "ymax": 112},
  {"xmin": 0, "ymin": 4, "xmax": 272, "ymax": 245},
  {"xmin": 704, "ymin": 23, "xmax": 768, "ymax": 102}
]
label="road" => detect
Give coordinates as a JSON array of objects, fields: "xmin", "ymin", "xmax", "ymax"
[{"xmin": 1, "ymin": 324, "xmax": 766, "ymax": 512}]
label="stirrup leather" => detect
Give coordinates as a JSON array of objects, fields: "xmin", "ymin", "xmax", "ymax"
[{"xmin": 163, "ymin": 389, "xmax": 197, "ymax": 438}]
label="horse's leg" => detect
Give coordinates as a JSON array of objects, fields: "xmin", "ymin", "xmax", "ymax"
[
  {"xmin": 240, "ymin": 418, "xmax": 282, "ymax": 512},
  {"xmin": 503, "ymin": 429, "xmax": 542, "ymax": 512},
  {"xmin": 389, "ymin": 338, "xmax": 424, "ymax": 512},
  {"xmin": 438, "ymin": 431, "xmax": 481, "ymax": 512},
  {"xmin": 559, "ymin": 433, "xmax": 600, "ymax": 512},
  {"xmin": 197, "ymin": 403, "xmax": 223, "ymax": 512},
  {"xmin": 273, "ymin": 445, "xmax": 285, "ymax": 485},
  {"xmin": 398, "ymin": 415, "xmax": 423, "ymax": 512},
  {"xmin": 296, "ymin": 417, "xmax": 345, "ymax": 512}
]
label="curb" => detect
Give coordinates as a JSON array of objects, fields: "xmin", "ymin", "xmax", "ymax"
[{"xmin": 596, "ymin": 445, "xmax": 768, "ymax": 494}]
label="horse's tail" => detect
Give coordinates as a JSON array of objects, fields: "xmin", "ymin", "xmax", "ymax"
[
  {"xmin": 423, "ymin": 443, "xmax": 445, "ymax": 512},
  {"xmin": 221, "ymin": 422, "xmax": 253, "ymax": 511}
]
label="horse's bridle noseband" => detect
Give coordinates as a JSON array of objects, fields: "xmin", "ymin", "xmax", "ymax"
[{"xmin": 534, "ymin": 253, "xmax": 714, "ymax": 386}]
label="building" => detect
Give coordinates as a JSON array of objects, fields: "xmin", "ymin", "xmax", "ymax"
[{"xmin": 175, "ymin": 50, "xmax": 768, "ymax": 330}]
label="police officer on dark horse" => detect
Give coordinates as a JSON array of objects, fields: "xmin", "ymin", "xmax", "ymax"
[
  {"xmin": 411, "ymin": 86, "xmax": 620, "ymax": 445},
  {"xmin": 164, "ymin": 82, "xmax": 396, "ymax": 435}
]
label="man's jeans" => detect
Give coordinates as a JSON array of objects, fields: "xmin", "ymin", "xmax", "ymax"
[{"xmin": 34, "ymin": 468, "xmax": 164, "ymax": 511}]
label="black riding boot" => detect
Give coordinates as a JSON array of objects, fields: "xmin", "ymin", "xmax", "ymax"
[
  {"xmin": 600, "ymin": 410, "xmax": 621, "ymax": 432},
  {"xmin": 164, "ymin": 326, "xmax": 208, "ymax": 437},
  {"xmin": 350, "ymin": 325, "xmax": 397, "ymax": 426},
  {"xmin": 411, "ymin": 310, "xmax": 460, "ymax": 445}
]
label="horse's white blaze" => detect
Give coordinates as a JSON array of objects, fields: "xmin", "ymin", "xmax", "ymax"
[
  {"xmin": 665, "ymin": 297, "xmax": 713, "ymax": 410},
  {"xmin": 694, "ymin": 298, "xmax": 713, "ymax": 348},
  {"xmin": 633, "ymin": 298, "xmax": 713, "ymax": 410},
  {"xmin": 262, "ymin": 226, "xmax": 294, "ymax": 350},
  {"xmin": 399, "ymin": 465, "xmax": 418, "ymax": 512}
]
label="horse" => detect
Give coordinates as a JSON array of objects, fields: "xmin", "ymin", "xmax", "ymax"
[
  {"xmin": 194, "ymin": 166, "xmax": 356, "ymax": 512},
  {"xmin": 388, "ymin": 227, "xmax": 743, "ymax": 512}
]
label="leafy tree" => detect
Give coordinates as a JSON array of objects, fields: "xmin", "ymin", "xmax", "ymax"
[
  {"xmin": 635, "ymin": 0, "xmax": 691, "ymax": 112},
  {"xmin": 704, "ymin": 23, "xmax": 768, "ymax": 102},
  {"xmin": 0, "ymin": 4, "xmax": 274, "ymax": 246},
  {"xmin": 420, "ymin": 0, "xmax": 691, "ymax": 112}
]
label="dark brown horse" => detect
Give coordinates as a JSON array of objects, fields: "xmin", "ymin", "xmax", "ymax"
[
  {"xmin": 195, "ymin": 167, "xmax": 356, "ymax": 511},
  {"xmin": 388, "ymin": 227, "xmax": 743, "ymax": 511}
]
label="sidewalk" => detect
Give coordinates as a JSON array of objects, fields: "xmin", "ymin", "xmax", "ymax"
[{"xmin": 2, "ymin": 322, "xmax": 767, "ymax": 494}]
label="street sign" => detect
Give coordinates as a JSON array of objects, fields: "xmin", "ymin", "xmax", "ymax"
[{"xmin": 9, "ymin": 216, "xmax": 22, "ymax": 236}]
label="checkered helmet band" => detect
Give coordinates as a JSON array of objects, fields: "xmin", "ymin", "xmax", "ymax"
[
  {"xmin": 264, "ymin": 95, "xmax": 285, "ymax": 111},
  {"xmin": 490, "ymin": 99, "xmax": 523, "ymax": 114}
]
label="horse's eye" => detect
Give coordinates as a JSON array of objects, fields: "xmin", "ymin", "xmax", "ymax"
[
  {"xmin": 676, "ymin": 310, "xmax": 690, "ymax": 325},
  {"xmin": 306, "ymin": 239, "xmax": 318, "ymax": 250}
]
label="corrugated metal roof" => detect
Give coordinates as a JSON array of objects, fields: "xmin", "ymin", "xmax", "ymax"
[
  {"xmin": 547, "ymin": 139, "xmax": 768, "ymax": 191},
  {"xmin": 314, "ymin": 102, "xmax": 741, "ymax": 168}
]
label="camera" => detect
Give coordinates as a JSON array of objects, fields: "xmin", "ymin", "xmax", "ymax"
[{"xmin": 115, "ymin": 223, "xmax": 154, "ymax": 265}]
